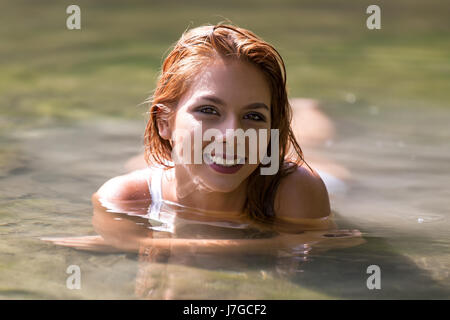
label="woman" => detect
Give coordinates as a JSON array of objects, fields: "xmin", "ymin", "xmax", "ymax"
[
  {"xmin": 44, "ymin": 24, "xmax": 362, "ymax": 259},
  {"xmin": 97, "ymin": 23, "xmax": 332, "ymax": 227},
  {"xmin": 42, "ymin": 24, "xmax": 363, "ymax": 299}
]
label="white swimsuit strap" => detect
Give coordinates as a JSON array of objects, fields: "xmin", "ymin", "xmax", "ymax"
[
  {"xmin": 150, "ymin": 168, "xmax": 163, "ymax": 203},
  {"xmin": 148, "ymin": 168, "xmax": 163, "ymax": 218},
  {"xmin": 147, "ymin": 168, "xmax": 176, "ymax": 233}
]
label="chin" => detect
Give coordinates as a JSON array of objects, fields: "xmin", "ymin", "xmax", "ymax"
[
  {"xmin": 196, "ymin": 165, "xmax": 256, "ymax": 193},
  {"xmin": 203, "ymin": 179, "xmax": 243, "ymax": 193}
]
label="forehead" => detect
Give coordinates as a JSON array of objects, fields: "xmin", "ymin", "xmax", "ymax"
[{"xmin": 179, "ymin": 58, "xmax": 272, "ymax": 107}]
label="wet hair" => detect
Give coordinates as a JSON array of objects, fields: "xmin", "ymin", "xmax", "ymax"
[{"xmin": 144, "ymin": 23, "xmax": 308, "ymax": 222}]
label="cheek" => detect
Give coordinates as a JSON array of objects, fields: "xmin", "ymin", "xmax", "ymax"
[
  {"xmin": 173, "ymin": 111, "xmax": 197, "ymax": 131},
  {"xmin": 172, "ymin": 112, "xmax": 201, "ymax": 144}
]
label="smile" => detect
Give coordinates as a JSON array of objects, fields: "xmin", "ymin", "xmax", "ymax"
[
  {"xmin": 204, "ymin": 153, "xmax": 246, "ymax": 166},
  {"xmin": 203, "ymin": 153, "xmax": 245, "ymax": 174}
]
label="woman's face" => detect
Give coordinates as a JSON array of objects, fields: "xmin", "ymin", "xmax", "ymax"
[{"xmin": 166, "ymin": 58, "xmax": 272, "ymax": 193}]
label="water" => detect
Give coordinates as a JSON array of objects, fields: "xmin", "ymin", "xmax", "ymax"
[{"xmin": 1, "ymin": 103, "xmax": 449, "ymax": 299}]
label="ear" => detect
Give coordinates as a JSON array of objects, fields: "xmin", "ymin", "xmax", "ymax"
[
  {"xmin": 157, "ymin": 117, "xmax": 172, "ymax": 141},
  {"xmin": 155, "ymin": 105, "xmax": 172, "ymax": 141}
]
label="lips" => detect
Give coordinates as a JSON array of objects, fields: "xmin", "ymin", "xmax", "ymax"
[{"xmin": 208, "ymin": 162, "xmax": 244, "ymax": 174}]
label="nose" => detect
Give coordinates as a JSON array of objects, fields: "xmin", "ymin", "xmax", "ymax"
[
  {"xmin": 215, "ymin": 115, "xmax": 248, "ymax": 158},
  {"xmin": 218, "ymin": 115, "xmax": 241, "ymax": 139}
]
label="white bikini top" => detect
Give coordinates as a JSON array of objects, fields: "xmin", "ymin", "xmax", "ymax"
[
  {"xmin": 145, "ymin": 167, "xmax": 177, "ymax": 233},
  {"xmin": 147, "ymin": 167, "xmax": 163, "ymax": 219}
]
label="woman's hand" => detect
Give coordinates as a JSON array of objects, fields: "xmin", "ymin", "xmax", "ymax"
[{"xmin": 40, "ymin": 235, "xmax": 124, "ymax": 253}]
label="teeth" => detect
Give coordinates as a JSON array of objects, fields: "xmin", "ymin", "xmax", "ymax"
[{"xmin": 204, "ymin": 153, "xmax": 245, "ymax": 166}]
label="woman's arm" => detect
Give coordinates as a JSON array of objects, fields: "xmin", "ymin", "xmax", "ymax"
[{"xmin": 42, "ymin": 229, "xmax": 364, "ymax": 255}]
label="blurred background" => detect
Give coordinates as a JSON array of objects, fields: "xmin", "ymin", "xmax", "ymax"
[{"xmin": 0, "ymin": 0, "xmax": 449, "ymax": 299}]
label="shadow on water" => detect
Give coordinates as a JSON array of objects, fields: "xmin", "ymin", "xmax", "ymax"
[{"xmin": 284, "ymin": 213, "xmax": 450, "ymax": 299}]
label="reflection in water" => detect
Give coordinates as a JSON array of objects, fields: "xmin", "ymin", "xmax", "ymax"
[
  {"xmin": 2, "ymin": 104, "xmax": 446, "ymax": 298},
  {"xmin": 42, "ymin": 193, "xmax": 365, "ymax": 299}
]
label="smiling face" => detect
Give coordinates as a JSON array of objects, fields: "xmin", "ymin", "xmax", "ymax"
[{"xmin": 159, "ymin": 58, "xmax": 272, "ymax": 193}]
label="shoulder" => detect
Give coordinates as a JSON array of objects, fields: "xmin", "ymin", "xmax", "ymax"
[
  {"xmin": 274, "ymin": 165, "xmax": 331, "ymax": 220},
  {"xmin": 95, "ymin": 168, "xmax": 151, "ymax": 201}
]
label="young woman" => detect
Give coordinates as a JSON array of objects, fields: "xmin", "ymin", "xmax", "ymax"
[
  {"xmin": 96, "ymin": 23, "xmax": 332, "ymax": 226},
  {"xmin": 43, "ymin": 24, "xmax": 363, "ymax": 260}
]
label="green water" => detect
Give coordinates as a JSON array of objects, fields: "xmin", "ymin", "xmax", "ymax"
[{"xmin": 0, "ymin": 0, "xmax": 449, "ymax": 299}]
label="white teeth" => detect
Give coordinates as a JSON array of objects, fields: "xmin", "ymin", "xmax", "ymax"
[{"xmin": 204, "ymin": 153, "xmax": 245, "ymax": 166}]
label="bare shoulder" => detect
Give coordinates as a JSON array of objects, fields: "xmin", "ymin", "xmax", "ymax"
[
  {"xmin": 274, "ymin": 165, "xmax": 331, "ymax": 220},
  {"xmin": 95, "ymin": 168, "xmax": 151, "ymax": 201}
]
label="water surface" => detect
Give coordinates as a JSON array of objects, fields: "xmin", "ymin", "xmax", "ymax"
[{"xmin": 1, "ymin": 103, "xmax": 448, "ymax": 299}]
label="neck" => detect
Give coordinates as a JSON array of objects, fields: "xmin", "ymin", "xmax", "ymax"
[{"xmin": 162, "ymin": 166, "xmax": 248, "ymax": 215}]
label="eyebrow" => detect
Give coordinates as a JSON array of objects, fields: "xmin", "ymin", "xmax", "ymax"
[{"xmin": 199, "ymin": 95, "xmax": 270, "ymax": 111}]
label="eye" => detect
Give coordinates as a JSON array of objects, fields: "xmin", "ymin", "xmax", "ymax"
[
  {"xmin": 244, "ymin": 112, "xmax": 266, "ymax": 122},
  {"xmin": 197, "ymin": 105, "xmax": 219, "ymax": 116}
]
